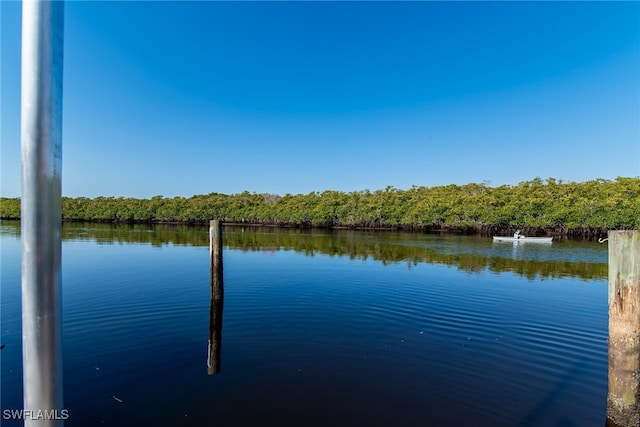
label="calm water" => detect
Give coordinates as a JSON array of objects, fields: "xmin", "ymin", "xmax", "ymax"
[{"xmin": 1, "ymin": 222, "xmax": 609, "ymax": 426}]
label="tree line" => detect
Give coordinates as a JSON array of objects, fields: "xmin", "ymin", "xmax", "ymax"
[{"xmin": 1, "ymin": 177, "xmax": 638, "ymax": 235}]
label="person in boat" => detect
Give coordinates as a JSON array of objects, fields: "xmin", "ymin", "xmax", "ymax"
[{"xmin": 514, "ymin": 229, "xmax": 522, "ymax": 239}]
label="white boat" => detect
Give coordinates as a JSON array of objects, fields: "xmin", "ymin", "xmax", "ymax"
[{"xmin": 493, "ymin": 236, "xmax": 553, "ymax": 243}]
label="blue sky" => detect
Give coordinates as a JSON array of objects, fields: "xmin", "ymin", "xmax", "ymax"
[{"xmin": 1, "ymin": 1, "xmax": 639, "ymax": 198}]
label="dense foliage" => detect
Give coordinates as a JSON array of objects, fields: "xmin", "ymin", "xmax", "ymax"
[{"xmin": 1, "ymin": 177, "xmax": 638, "ymax": 234}]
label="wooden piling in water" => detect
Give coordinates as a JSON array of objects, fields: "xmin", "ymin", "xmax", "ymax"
[
  {"xmin": 208, "ymin": 220, "xmax": 223, "ymax": 375},
  {"xmin": 606, "ymin": 230, "xmax": 640, "ymax": 427}
]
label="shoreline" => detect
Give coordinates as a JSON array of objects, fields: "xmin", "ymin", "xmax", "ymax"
[{"xmin": 0, "ymin": 217, "xmax": 618, "ymax": 239}]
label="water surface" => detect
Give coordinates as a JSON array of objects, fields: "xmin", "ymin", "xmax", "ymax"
[{"xmin": 1, "ymin": 222, "xmax": 609, "ymax": 426}]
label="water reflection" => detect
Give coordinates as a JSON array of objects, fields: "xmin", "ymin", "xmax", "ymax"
[
  {"xmin": 0, "ymin": 220, "xmax": 612, "ymax": 426},
  {"xmin": 207, "ymin": 269, "xmax": 223, "ymax": 375},
  {"xmin": 0, "ymin": 221, "xmax": 608, "ymax": 280}
]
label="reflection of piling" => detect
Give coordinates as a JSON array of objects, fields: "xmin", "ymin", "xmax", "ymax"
[
  {"xmin": 606, "ymin": 231, "xmax": 640, "ymax": 427},
  {"xmin": 208, "ymin": 220, "xmax": 223, "ymax": 375}
]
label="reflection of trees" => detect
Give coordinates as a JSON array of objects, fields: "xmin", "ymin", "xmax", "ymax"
[
  {"xmin": 0, "ymin": 221, "xmax": 608, "ymax": 280},
  {"xmin": 222, "ymin": 227, "xmax": 607, "ymax": 281},
  {"xmin": 0, "ymin": 221, "xmax": 210, "ymax": 247}
]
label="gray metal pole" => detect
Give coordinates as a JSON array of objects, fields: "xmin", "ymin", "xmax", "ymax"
[{"xmin": 21, "ymin": 0, "xmax": 65, "ymax": 425}]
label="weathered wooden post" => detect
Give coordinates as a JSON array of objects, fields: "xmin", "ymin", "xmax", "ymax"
[
  {"xmin": 21, "ymin": 0, "xmax": 65, "ymax": 425},
  {"xmin": 606, "ymin": 230, "xmax": 640, "ymax": 427},
  {"xmin": 208, "ymin": 220, "xmax": 223, "ymax": 375}
]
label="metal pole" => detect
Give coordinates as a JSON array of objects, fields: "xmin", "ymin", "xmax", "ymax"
[{"xmin": 21, "ymin": 0, "xmax": 65, "ymax": 425}]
